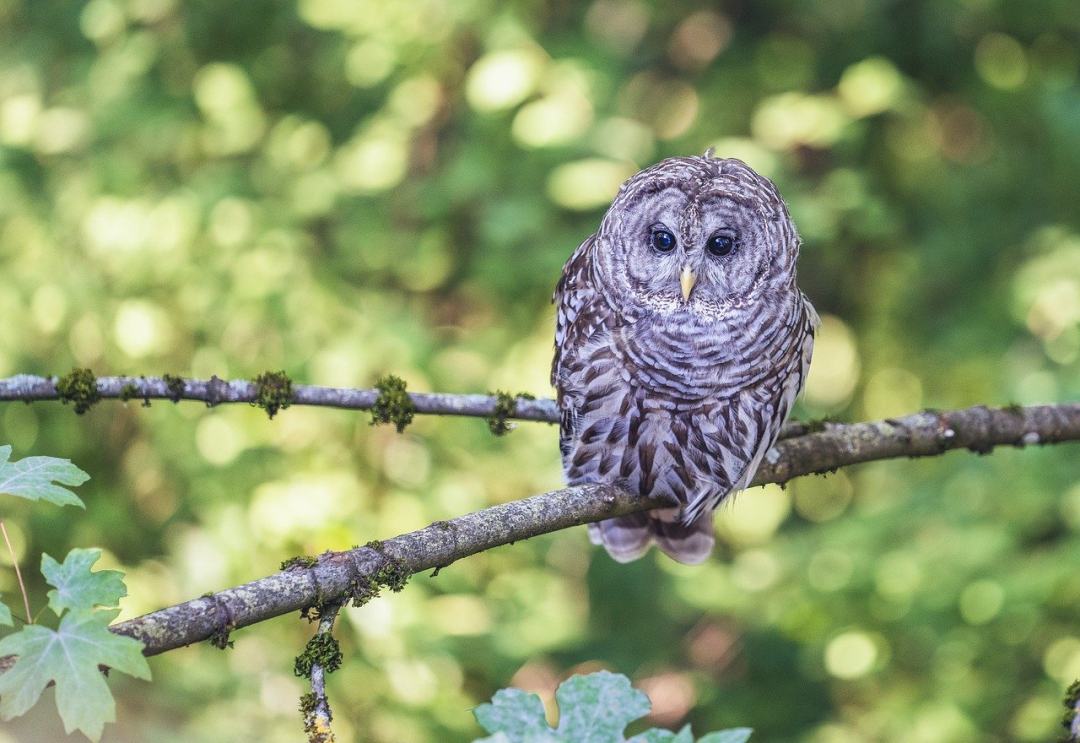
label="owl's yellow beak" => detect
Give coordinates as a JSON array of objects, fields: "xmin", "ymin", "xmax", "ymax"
[{"xmin": 680, "ymin": 266, "xmax": 697, "ymax": 302}]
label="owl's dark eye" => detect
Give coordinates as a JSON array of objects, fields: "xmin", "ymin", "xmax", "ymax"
[
  {"xmin": 706, "ymin": 234, "xmax": 736, "ymax": 257},
  {"xmin": 650, "ymin": 229, "xmax": 676, "ymax": 253}
]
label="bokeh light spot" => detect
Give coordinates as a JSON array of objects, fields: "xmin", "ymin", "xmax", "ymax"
[
  {"xmin": 717, "ymin": 484, "xmax": 791, "ymax": 546},
  {"xmin": 804, "ymin": 315, "xmax": 860, "ymax": 409},
  {"xmin": 838, "ymin": 57, "xmax": 904, "ymax": 117},
  {"xmin": 465, "ymin": 49, "xmax": 545, "ymax": 112},
  {"xmin": 546, "ymin": 159, "xmax": 634, "ymax": 211},
  {"xmin": 793, "ymin": 472, "xmax": 853, "ymax": 523},
  {"xmin": 31, "ymin": 285, "xmax": 67, "ymax": 335},
  {"xmin": 80, "ymin": 0, "xmax": 125, "ymax": 43},
  {"xmin": 668, "ymin": 11, "xmax": 731, "ymax": 70},
  {"xmin": 584, "ymin": 0, "xmax": 648, "ymax": 55},
  {"xmin": 705, "ymin": 138, "xmax": 779, "ymax": 178},
  {"xmin": 731, "ymin": 549, "xmax": 781, "ymax": 592},
  {"xmin": 874, "ymin": 551, "xmax": 922, "ymax": 599},
  {"xmin": 195, "ymin": 414, "xmax": 247, "ymax": 466},
  {"xmin": 752, "ymin": 92, "xmax": 849, "ymax": 151},
  {"xmin": 958, "ymin": 580, "xmax": 1005, "ymax": 625},
  {"xmin": 824, "ymin": 631, "xmax": 877, "ymax": 679},
  {"xmin": 346, "ymin": 39, "xmax": 397, "ymax": 88},
  {"xmin": 336, "ymin": 132, "xmax": 409, "ymax": 193},
  {"xmin": 975, "ymin": 33, "xmax": 1028, "ymax": 90},
  {"xmin": 113, "ymin": 300, "xmax": 174, "ymax": 358},
  {"xmin": 0, "ymin": 94, "xmax": 41, "ymax": 146},
  {"xmin": 862, "ymin": 367, "xmax": 922, "ymax": 420},
  {"xmin": 512, "ymin": 93, "xmax": 593, "ymax": 148},
  {"xmin": 1043, "ymin": 636, "xmax": 1080, "ymax": 684}
]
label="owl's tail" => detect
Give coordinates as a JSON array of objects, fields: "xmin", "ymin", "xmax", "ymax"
[{"xmin": 588, "ymin": 509, "xmax": 715, "ymax": 564}]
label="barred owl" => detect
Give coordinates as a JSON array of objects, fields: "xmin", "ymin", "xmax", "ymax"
[{"xmin": 552, "ymin": 152, "xmax": 818, "ymax": 564}]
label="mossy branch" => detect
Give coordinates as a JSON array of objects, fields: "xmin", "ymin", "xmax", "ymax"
[
  {"xmin": 0, "ymin": 372, "xmax": 813, "ymax": 441},
  {"xmin": 297, "ymin": 601, "xmax": 342, "ymax": 743}
]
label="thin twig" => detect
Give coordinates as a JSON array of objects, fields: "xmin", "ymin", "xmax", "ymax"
[
  {"xmin": 88, "ymin": 401, "xmax": 1078, "ymax": 660},
  {"xmin": 0, "ymin": 521, "xmax": 31, "ymax": 624},
  {"xmin": 0, "ymin": 373, "xmax": 804, "ymax": 441},
  {"xmin": 300, "ymin": 602, "xmax": 341, "ymax": 743}
]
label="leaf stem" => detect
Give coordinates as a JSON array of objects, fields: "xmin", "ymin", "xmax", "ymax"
[{"xmin": 0, "ymin": 520, "xmax": 31, "ymax": 624}]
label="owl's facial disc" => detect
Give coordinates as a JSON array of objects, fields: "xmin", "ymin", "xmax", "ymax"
[{"xmin": 592, "ymin": 155, "xmax": 799, "ymax": 323}]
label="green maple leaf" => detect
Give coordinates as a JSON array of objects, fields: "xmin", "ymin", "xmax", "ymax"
[
  {"xmin": 473, "ymin": 671, "xmax": 752, "ymax": 743},
  {"xmin": 0, "ymin": 445, "xmax": 89, "ymax": 508},
  {"xmin": 42, "ymin": 549, "xmax": 126, "ymax": 616},
  {"xmin": 0, "ymin": 608, "xmax": 150, "ymax": 741}
]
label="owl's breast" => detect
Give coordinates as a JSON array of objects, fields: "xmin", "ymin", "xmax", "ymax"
[
  {"xmin": 612, "ymin": 291, "xmax": 807, "ymax": 402},
  {"xmin": 609, "ymin": 314, "xmax": 744, "ymax": 404},
  {"xmin": 560, "ymin": 348, "xmax": 757, "ymax": 509}
]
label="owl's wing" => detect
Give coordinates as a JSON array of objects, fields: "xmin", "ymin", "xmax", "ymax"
[
  {"xmin": 551, "ymin": 234, "xmax": 615, "ymax": 461},
  {"xmin": 551, "ymin": 234, "xmax": 607, "ymax": 387},
  {"xmin": 683, "ymin": 294, "xmax": 818, "ymax": 524}
]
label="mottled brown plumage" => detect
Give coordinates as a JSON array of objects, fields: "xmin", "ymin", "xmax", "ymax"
[{"xmin": 552, "ymin": 153, "xmax": 817, "ymax": 563}]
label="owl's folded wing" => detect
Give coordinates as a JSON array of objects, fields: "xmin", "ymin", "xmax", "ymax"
[
  {"xmin": 551, "ymin": 234, "xmax": 620, "ymax": 461},
  {"xmin": 551, "ymin": 234, "xmax": 605, "ymax": 388}
]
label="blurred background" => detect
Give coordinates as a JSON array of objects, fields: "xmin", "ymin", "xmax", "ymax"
[{"xmin": 0, "ymin": 0, "xmax": 1078, "ymax": 740}]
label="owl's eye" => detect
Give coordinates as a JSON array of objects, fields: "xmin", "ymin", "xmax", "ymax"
[
  {"xmin": 650, "ymin": 229, "xmax": 676, "ymax": 253},
  {"xmin": 706, "ymin": 234, "xmax": 736, "ymax": 257}
]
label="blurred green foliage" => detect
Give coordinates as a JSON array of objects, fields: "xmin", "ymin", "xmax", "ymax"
[{"xmin": 0, "ymin": 0, "xmax": 1078, "ymax": 740}]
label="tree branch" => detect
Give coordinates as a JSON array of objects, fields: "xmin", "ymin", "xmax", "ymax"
[
  {"xmin": 102, "ymin": 401, "xmax": 1078, "ymax": 658},
  {"xmin": 0, "ymin": 373, "xmax": 560, "ymax": 421},
  {"xmin": 0, "ymin": 373, "xmax": 803, "ymax": 440},
  {"xmin": 299, "ymin": 602, "xmax": 342, "ymax": 743}
]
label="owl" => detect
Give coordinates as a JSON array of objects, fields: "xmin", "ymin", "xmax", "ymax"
[{"xmin": 552, "ymin": 152, "xmax": 818, "ymax": 564}]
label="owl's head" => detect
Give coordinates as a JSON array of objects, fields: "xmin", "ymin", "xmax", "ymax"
[{"xmin": 592, "ymin": 153, "xmax": 800, "ymax": 320}]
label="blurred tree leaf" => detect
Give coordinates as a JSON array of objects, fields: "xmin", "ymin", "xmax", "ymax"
[
  {"xmin": 0, "ymin": 445, "xmax": 89, "ymax": 509},
  {"xmin": 0, "ymin": 597, "xmax": 11, "ymax": 627},
  {"xmin": 42, "ymin": 548, "xmax": 126, "ymax": 616}
]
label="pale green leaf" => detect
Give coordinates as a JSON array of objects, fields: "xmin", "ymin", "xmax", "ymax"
[
  {"xmin": 628, "ymin": 724, "xmax": 695, "ymax": 743},
  {"xmin": 42, "ymin": 549, "xmax": 126, "ymax": 616},
  {"xmin": 697, "ymin": 730, "xmax": 753, "ymax": 743},
  {"xmin": 474, "ymin": 687, "xmax": 558, "ymax": 742},
  {"xmin": 474, "ymin": 672, "xmax": 750, "ymax": 743},
  {"xmin": 554, "ymin": 671, "xmax": 650, "ymax": 740},
  {"xmin": 0, "ymin": 596, "xmax": 11, "ymax": 626},
  {"xmin": 0, "ymin": 608, "xmax": 150, "ymax": 741},
  {"xmin": 0, "ymin": 445, "xmax": 89, "ymax": 508}
]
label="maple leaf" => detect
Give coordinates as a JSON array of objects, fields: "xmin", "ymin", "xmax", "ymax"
[
  {"xmin": 0, "ymin": 608, "xmax": 150, "ymax": 741},
  {"xmin": 42, "ymin": 549, "xmax": 127, "ymax": 616},
  {"xmin": 0, "ymin": 445, "xmax": 89, "ymax": 508}
]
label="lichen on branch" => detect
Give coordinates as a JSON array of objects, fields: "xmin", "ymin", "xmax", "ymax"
[
  {"xmin": 252, "ymin": 370, "xmax": 294, "ymax": 419},
  {"xmin": 488, "ymin": 390, "xmax": 536, "ymax": 436},
  {"xmin": 370, "ymin": 375, "xmax": 415, "ymax": 432},
  {"xmin": 55, "ymin": 368, "xmax": 100, "ymax": 414}
]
